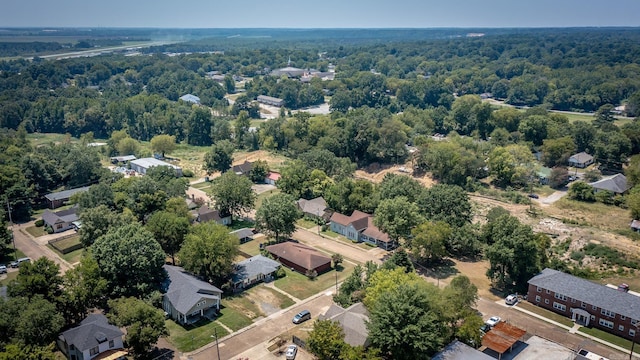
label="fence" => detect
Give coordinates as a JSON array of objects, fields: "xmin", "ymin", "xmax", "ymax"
[
  {"xmin": 292, "ymin": 335, "xmax": 307, "ymax": 349},
  {"xmin": 48, "ymin": 234, "xmax": 83, "ymax": 254}
]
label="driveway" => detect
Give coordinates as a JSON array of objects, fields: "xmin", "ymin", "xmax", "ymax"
[
  {"xmin": 11, "ymin": 221, "xmax": 72, "ymax": 273},
  {"xmin": 540, "ymin": 190, "xmax": 567, "ymax": 205}
]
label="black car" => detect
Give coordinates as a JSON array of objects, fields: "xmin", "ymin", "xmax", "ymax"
[
  {"xmin": 480, "ymin": 324, "xmax": 491, "ymax": 334},
  {"xmin": 528, "ymin": 193, "xmax": 539, "ymax": 199}
]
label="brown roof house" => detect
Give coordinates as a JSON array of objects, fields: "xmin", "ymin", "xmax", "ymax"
[
  {"xmin": 192, "ymin": 205, "xmax": 231, "ymax": 225},
  {"xmin": 320, "ymin": 303, "xmax": 370, "ymax": 347},
  {"xmin": 266, "ymin": 242, "xmax": 331, "ymax": 275},
  {"xmin": 296, "ymin": 197, "xmax": 330, "ymax": 222},
  {"xmin": 330, "ymin": 211, "xmax": 395, "ymax": 250}
]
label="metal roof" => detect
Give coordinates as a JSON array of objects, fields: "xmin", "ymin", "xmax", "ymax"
[
  {"xmin": 44, "ymin": 186, "xmax": 90, "ymax": 201},
  {"xmin": 481, "ymin": 321, "xmax": 526, "ymax": 354},
  {"xmin": 528, "ymin": 268, "xmax": 640, "ymax": 320},
  {"xmin": 179, "ymin": 94, "xmax": 200, "ymax": 104},
  {"xmin": 432, "ymin": 340, "xmax": 494, "ymax": 360},
  {"xmin": 588, "ymin": 174, "xmax": 630, "ymax": 194},
  {"xmin": 130, "ymin": 157, "xmax": 181, "ymax": 170}
]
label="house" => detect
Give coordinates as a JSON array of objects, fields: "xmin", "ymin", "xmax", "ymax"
[
  {"xmin": 528, "ymin": 268, "xmax": 640, "ymax": 340},
  {"xmin": 265, "ymin": 171, "xmax": 281, "ymax": 186},
  {"xmin": 588, "ymin": 173, "xmax": 630, "ymax": 194},
  {"xmin": 44, "ymin": 186, "xmax": 90, "ymax": 209},
  {"xmin": 432, "ymin": 340, "xmax": 494, "ymax": 360},
  {"xmin": 231, "ymin": 255, "xmax": 281, "ymax": 291},
  {"xmin": 330, "ymin": 211, "xmax": 396, "ymax": 250},
  {"xmin": 42, "ymin": 206, "xmax": 80, "ymax": 233},
  {"xmin": 232, "ymin": 161, "xmax": 254, "ymax": 176},
  {"xmin": 179, "ymin": 94, "xmax": 201, "ymax": 105},
  {"xmin": 256, "ymin": 95, "xmax": 285, "ymax": 107},
  {"xmin": 109, "ymin": 155, "xmax": 136, "ymax": 164},
  {"xmin": 57, "ymin": 313, "xmax": 126, "ymax": 360},
  {"xmin": 320, "ymin": 303, "xmax": 370, "ymax": 347},
  {"xmin": 296, "ymin": 197, "xmax": 329, "ymax": 221},
  {"xmin": 568, "ymin": 152, "xmax": 595, "ymax": 168},
  {"xmin": 230, "ymin": 228, "xmax": 254, "ymax": 243},
  {"xmin": 129, "ymin": 157, "xmax": 182, "ymax": 177},
  {"xmin": 162, "ymin": 265, "xmax": 223, "ymax": 324},
  {"xmin": 266, "ymin": 242, "xmax": 332, "ymax": 275},
  {"xmin": 192, "ymin": 205, "xmax": 231, "ymax": 225}
]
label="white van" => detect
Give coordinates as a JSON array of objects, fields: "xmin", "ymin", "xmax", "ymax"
[{"xmin": 17, "ymin": 257, "xmax": 31, "ymax": 266}]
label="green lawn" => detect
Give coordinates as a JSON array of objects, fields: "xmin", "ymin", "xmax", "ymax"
[
  {"xmin": 579, "ymin": 326, "xmax": 634, "ymax": 350},
  {"xmin": 191, "ymin": 182, "xmax": 213, "ymax": 191},
  {"xmin": 222, "ymin": 294, "xmax": 264, "ymax": 320},
  {"xmin": 61, "ymin": 247, "xmax": 84, "ymax": 263},
  {"xmin": 275, "ymin": 262, "xmax": 354, "ymax": 299},
  {"xmin": 52, "ymin": 235, "xmax": 81, "ymax": 250},
  {"xmin": 25, "ymin": 225, "xmax": 47, "ymax": 237},
  {"xmin": 256, "ymin": 188, "xmax": 281, "ymax": 209},
  {"xmin": 329, "ymin": 234, "xmax": 373, "ymax": 250},
  {"xmin": 0, "ymin": 271, "xmax": 18, "ymax": 286},
  {"xmin": 165, "ymin": 319, "xmax": 230, "ymax": 353},
  {"xmin": 296, "ymin": 219, "xmax": 317, "ymax": 230},
  {"xmin": 238, "ymin": 240, "xmax": 261, "ymax": 257},
  {"xmin": 229, "ymin": 220, "xmax": 255, "ymax": 231},
  {"xmin": 516, "ymin": 301, "xmax": 575, "ymax": 327},
  {"xmin": 217, "ymin": 306, "xmax": 253, "ymax": 331},
  {"xmin": 320, "ymin": 229, "xmax": 340, "ymax": 238}
]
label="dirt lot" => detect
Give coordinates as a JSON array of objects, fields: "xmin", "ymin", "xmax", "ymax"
[{"xmin": 354, "ymin": 162, "xmax": 435, "ymax": 187}]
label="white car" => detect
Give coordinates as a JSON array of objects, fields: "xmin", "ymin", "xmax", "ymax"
[
  {"xmin": 505, "ymin": 294, "xmax": 518, "ymax": 305},
  {"xmin": 485, "ymin": 316, "xmax": 501, "ymax": 327},
  {"xmin": 285, "ymin": 344, "xmax": 298, "ymax": 360}
]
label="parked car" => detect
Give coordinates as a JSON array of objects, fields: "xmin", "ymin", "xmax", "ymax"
[
  {"xmin": 485, "ymin": 316, "xmax": 501, "ymax": 327},
  {"xmin": 0, "ymin": 265, "xmax": 6, "ymax": 274},
  {"xmin": 528, "ymin": 193, "xmax": 539, "ymax": 199},
  {"xmin": 292, "ymin": 310, "xmax": 311, "ymax": 324},
  {"xmin": 9, "ymin": 261, "xmax": 19, "ymax": 268},
  {"xmin": 480, "ymin": 324, "xmax": 491, "ymax": 334},
  {"xmin": 505, "ymin": 294, "xmax": 518, "ymax": 305},
  {"xmin": 16, "ymin": 257, "xmax": 31, "ymax": 266},
  {"xmin": 285, "ymin": 344, "xmax": 298, "ymax": 360}
]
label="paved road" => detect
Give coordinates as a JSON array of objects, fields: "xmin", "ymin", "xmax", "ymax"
[
  {"xmin": 185, "ymin": 290, "xmax": 335, "ymax": 360},
  {"xmin": 11, "ymin": 222, "xmax": 72, "ymax": 273}
]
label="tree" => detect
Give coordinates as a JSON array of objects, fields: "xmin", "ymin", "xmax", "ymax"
[
  {"xmin": 378, "ymin": 173, "xmax": 424, "ymax": 203},
  {"xmin": 541, "ymin": 137, "xmax": 576, "ymax": 167},
  {"xmin": 249, "ymin": 159, "xmax": 269, "ymax": 183},
  {"xmin": 108, "ymin": 297, "xmax": 168, "ymax": 359},
  {"xmin": 146, "ymin": 211, "xmax": 190, "ymax": 265},
  {"xmin": 209, "ymin": 171, "xmax": 255, "ymax": 220},
  {"xmin": 59, "ymin": 256, "xmax": 108, "ymax": 325},
  {"xmin": 178, "ymin": 222, "xmax": 239, "ymax": 284},
  {"xmin": 410, "ymin": 222, "xmax": 451, "ymax": 264},
  {"xmin": 234, "ymin": 111, "xmax": 251, "ymax": 147},
  {"xmin": 0, "ymin": 343, "xmax": 58, "ymax": 360},
  {"xmin": 373, "ymin": 197, "xmax": 422, "ymax": 244},
  {"xmin": 307, "ymin": 319, "xmax": 346, "ymax": 360},
  {"xmin": 78, "ymin": 205, "xmax": 129, "ymax": 247},
  {"xmin": 568, "ymin": 181, "xmax": 595, "ymax": 202},
  {"xmin": 16, "ymin": 296, "xmax": 65, "ymax": 346},
  {"xmin": 627, "ymin": 188, "xmax": 640, "ymax": 219},
  {"xmin": 8, "ymin": 258, "xmax": 62, "ymax": 300},
  {"xmin": 277, "ymin": 160, "xmax": 312, "ymax": 199},
  {"xmin": 116, "ymin": 137, "xmax": 140, "ymax": 156},
  {"xmin": 368, "ymin": 282, "xmax": 446, "ymax": 360},
  {"xmin": 203, "ymin": 139, "xmax": 235, "ymax": 174},
  {"xmin": 91, "ymin": 224, "xmax": 166, "ymax": 298},
  {"xmin": 150, "ymin": 134, "xmax": 176, "ymax": 158},
  {"xmin": 417, "ymin": 184, "xmax": 472, "ymax": 227},
  {"xmin": 187, "ymin": 107, "xmax": 213, "ymax": 146},
  {"xmin": 255, "ymin": 193, "xmax": 299, "ymax": 242},
  {"xmin": 223, "ymin": 74, "xmax": 235, "ymax": 94},
  {"xmin": 364, "ymin": 267, "xmax": 422, "ymax": 309},
  {"xmin": 548, "ymin": 167, "xmax": 569, "ymax": 189},
  {"xmin": 381, "ymin": 249, "xmax": 414, "ymax": 273},
  {"xmin": 332, "ymin": 253, "xmax": 344, "ymax": 268},
  {"xmin": 77, "ymin": 182, "xmax": 115, "ymax": 210}
]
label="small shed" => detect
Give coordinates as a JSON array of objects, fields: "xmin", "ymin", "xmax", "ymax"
[{"xmin": 481, "ymin": 321, "xmax": 526, "ymax": 360}]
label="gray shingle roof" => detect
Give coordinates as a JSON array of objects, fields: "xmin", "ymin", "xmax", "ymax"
[
  {"xmin": 320, "ymin": 303, "xmax": 369, "ymax": 347},
  {"xmin": 60, "ymin": 314, "xmax": 123, "ymax": 352},
  {"xmin": 569, "ymin": 152, "xmax": 594, "ymax": 164},
  {"xmin": 42, "ymin": 206, "xmax": 79, "ymax": 226},
  {"xmin": 432, "ymin": 340, "xmax": 494, "ymax": 360},
  {"xmin": 231, "ymin": 255, "xmax": 281, "ymax": 284},
  {"xmin": 44, "ymin": 186, "xmax": 90, "ymax": 202},
  {"xmin": 528, "ymin": 268, "xmax": 640, "ymax": 320},
  {"xmin": 230, "ymin": 228, "xmax": 254, "ymax": 240},
  {"xmin": 163, "ymin": 265, "xmax": 223, "ymax": 314},
  {"xmin": 588, "ymin": 174, "xmax": 630, "ymax": 194},
  {"xmin": 297, "ymin": 197, "xmax": 327, "ymax": 216}
]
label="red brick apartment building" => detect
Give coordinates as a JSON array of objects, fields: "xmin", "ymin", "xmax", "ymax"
[{"xmin": 528, "ymin": 268, "xmax": 640, "ymax": 341}]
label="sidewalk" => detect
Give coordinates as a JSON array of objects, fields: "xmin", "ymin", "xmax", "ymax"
[{"xmin": 509, "ymin": 300, "xmax": 639, "ymax": 358}]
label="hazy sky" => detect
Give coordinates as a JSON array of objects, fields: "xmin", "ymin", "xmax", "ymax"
[{"xmin": 3, "ymin": 0, "xmax": 640, "ymax": 28}]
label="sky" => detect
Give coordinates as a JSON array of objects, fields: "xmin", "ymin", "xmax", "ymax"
[{"xmin": 2, "ymin": 0, "xmax": 640, "ymax": 28}]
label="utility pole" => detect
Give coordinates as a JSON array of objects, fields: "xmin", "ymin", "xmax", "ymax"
[
  {"xmin": 5, "ymin": 198, "xmax": 16, "ymax": 261},
  {"xmin": 214, "ymin": 328, "xmax": 221, "ymax": 360}
]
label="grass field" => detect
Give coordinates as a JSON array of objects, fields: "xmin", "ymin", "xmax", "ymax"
[
  {"xmin": 274, "ymin": 263, "xmax": 354, "ymax": 299},
  {"xmin": 61, "ymin": 247, "xmax": 84, "ymax": 264},
  {"xmin": 551, "ymin": 198, "xmax": 631, "ymax": 231},
  {"xmin": 516, "ymin": 301, "xmax": 575, "ymax": 327},
  {"xmin": 165, "ymin": 319, "xmax": 229, "ymax": 353},
  {"xmin": 217, "ymin": 306, "xmax": 253, "ymax": 331},
  {"xmin": 296, "ymin": 219, "xmax": 317, "ymax": 230},
  {"xmin": 238, "ymin": 240, "xmax": 261, "ymax": 257},
  {"xmin": 579, "ymin": 326, "xmax": 633, "ymax": 350},
  {"xmin": 256, "ymin": 188, "xmax": 281, "ymax": 209},
  {"xmin": 25, "ymin": 225, "xmax": 47, "ymax": 237}
]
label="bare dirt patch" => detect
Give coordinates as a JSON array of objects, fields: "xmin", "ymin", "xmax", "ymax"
[{"xmin": 354, "ymin": 163, "xmax": 435, "ymax": 187}]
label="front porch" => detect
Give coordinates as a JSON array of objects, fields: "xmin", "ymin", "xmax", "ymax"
[
  {"xmin": 571, "ymin": 308, "xmax": 591, "ymax": 326},
  {"xmin": 178, "ymin": 305, "xmax": 219, "ymax": 325}
]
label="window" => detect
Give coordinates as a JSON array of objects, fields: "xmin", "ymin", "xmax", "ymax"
[
  {"xmin": 601, "ymin": 309, "xmax": 616, "ymax": 318},
  {"xmin": 581, "ymin": 302, "xmax": 586, "ymax": 309},
  {"xmin": 632, "ymin": 319, "xmax": 638, "ymax": 326},
  {"xmin": 109, "ymin": 340, "xmax": 114, "ymax": 348},
  {"xmin": 90, "ymin": 347, "xmax": 99, "ymax": 356},
  {"xmin": 621, "ymin": 315, "xmax": 626, "ymax": 321},
  {"xmin": 599, "ymin": 318, "xmax": 614, "ymax": 329},
  {"xmin": 554, "ymin": 293, "xmax": 567, "ymax": 301},
  {"xmin": 544, "ymin": 299, "xmax": 549, "ymax": 304},
  {"xmin": 590, "ymin": 315, "xmax": 595, "ymax": 320},
  {"xmin": 631, "ymin": 329, "xmax": 636, "ymax": 337},
  {"xmin": 535, "ymin": 295, "xmax": 541, "ymax": 302},
  {"xmin": 546, "ymin": 289, "xmax": 550, "ymax": 294},
  {"xmin": 619, "ymin": 325, "xmax": 625, "ymax": 332},
  {"xmin": 537, "ymin": 286, "xmax": 542, "ymax": 292},
  {"xmin": 571, "ymin": 298, "xmax": 576, "ymax": 303},
  {"xmin": 553, "ymin": 302, "xmax": 566, "ymax": 312},
  {"xmin": 592, "ymin": 305, "xmax": 598, "ymax": 310}
]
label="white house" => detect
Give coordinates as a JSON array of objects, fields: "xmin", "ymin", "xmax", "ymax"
[
  {"xmin": 162, "ymin": 265, "xmax": 223, "ymax": 324},
  {"xmin": 129, "ymin": 157, "xmax": 183, "ymax": 177},
  {"xmin": 57, "ymin": 314, "xmax": 126, "ymax": 360}
]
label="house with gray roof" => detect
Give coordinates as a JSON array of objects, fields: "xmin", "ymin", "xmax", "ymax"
[
  {"xmin": 528, "ymin": 268, "xmax": 640, "ymax": 340},
  {"xmin": 42, "ymin": 206, "xmax": 80, "ymax": 233},
  {"xmin": 130, "ymin": 157, "xmax": 182, "ymax": 177},
  {"xmin": 44, "ymin": 186, "xmax": 90, "ymax": 209},
  {"xmin": 192, "ymin": 205, "xmax": 231, "ymax": 225},
  {"xmin": 162, "ymin": 265, "xmax": 223, "ymax": 324},
  {"xmin": 320, "ymin": 303, "xmax": 370, "ymax": 347},
  {"xmin": 231, "ymin": 255, "xmax": 281, "ymax": 291},
  {"xmin": 297, "ymin": 197, "xmax": 329, "ymax": 222},
  {"xmin": 257, "ymin": 95, "xmax": 285, "ymax": 107},
  {"xmin": 588, "ymin": 173, "xmax": 630, "ymax": 194},
  {"xmin": 432, "ymin": 340, "xmax": 494, "ymax": 360},
  {"xmin": 57, "ymin": 313, "xmax": 125, "ymax": 360},
  {"xmin": 568, "ymin": 152, "xmax": 595, "ymax": 168},
  {"xmin": 230, "ymin": 228, "xmax": 254, "ymax": 243}
]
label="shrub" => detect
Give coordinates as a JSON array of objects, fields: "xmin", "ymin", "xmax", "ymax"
[
  {"xmin": 276, "ymin": 267, "xmax": 286, "ymax": 279},
  {"xmin": 182, "ymin": 169, "xmax": 194, "ymax": 177},
  {"xmin": 35, "ymin": 219, "xmax": 44, "ymax": 227},
  {"xmin": 305, "ymin": 269, "xmax": 318, "ymax": 279},
  {"xmin": 570, "ymin": 251, "xmax": 585, "ymax": 262},
  {"xmin": 46, "ymin": 226, "xmax": 54, "ymax": 234}
]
